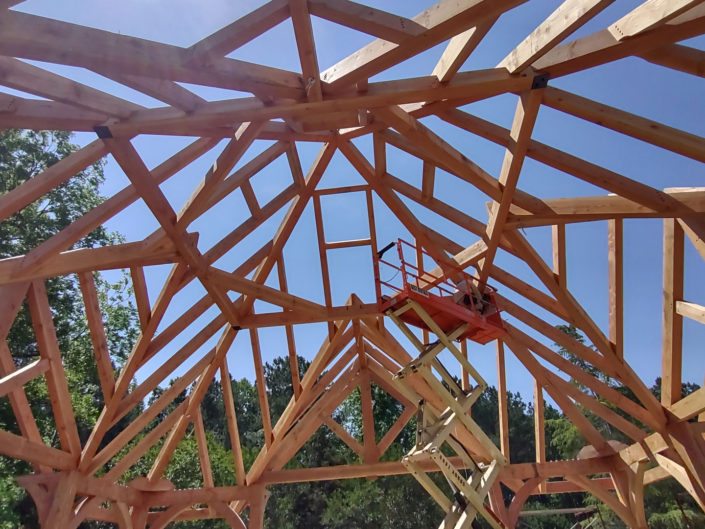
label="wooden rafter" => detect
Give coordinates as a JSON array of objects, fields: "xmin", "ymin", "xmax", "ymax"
[{"xmin": 0, "ymin": 1, "xmax": 703, "ymax": 527}]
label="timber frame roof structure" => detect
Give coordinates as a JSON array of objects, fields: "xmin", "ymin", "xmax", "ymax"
[{"xmin": 1, "ymin": 0, "xmax": 705, "ymax": 528}]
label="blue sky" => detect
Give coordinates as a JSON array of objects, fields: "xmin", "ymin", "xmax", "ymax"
[{"xmin": 8, "ymin": 0, "xmax": 705, "ymax": 404}]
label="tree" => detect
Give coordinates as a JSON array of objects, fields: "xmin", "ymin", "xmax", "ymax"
[{"xmin": 0, "ymin": 129, "xmax": 139, "ymax": 529}]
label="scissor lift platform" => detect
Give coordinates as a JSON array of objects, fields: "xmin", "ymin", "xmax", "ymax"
[{"xmin": 375, "ymin": 239, "xmax": 505, "ymax": 345}]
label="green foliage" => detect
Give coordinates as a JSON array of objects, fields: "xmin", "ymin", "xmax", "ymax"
[{"xmin": 0, "ymin": 130, "xmax": 139, "ymax": 528}]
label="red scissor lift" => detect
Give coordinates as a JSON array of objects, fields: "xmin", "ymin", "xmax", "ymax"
[
  {"xmin": 374, "ymin": 239, "xmax": 505, "ymax": 345},
  {"xmin": 373, "ymin": 240, "xmax": 508, "ymax": 529}
]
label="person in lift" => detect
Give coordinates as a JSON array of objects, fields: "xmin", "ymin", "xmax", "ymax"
[{"xmin": 452, "ymin": 279, "xmax": 496, "ymax": 316}]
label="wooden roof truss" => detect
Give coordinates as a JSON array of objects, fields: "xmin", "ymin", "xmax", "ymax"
[{"xmin": 1, "ymin": 0, "xmax": 705, "ymax": 527}]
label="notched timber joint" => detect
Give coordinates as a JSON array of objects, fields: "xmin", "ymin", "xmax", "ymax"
[
  {"xmin": 232, "ymin": 325, "xmax": 242, "ymax": 331},
  {"xmin": 531, "ymin": 73, "xmax": 550, "ymax": 90},
  {"xmin": 94, "ymin": 125, "xmax": 113, "ymax": 139}
]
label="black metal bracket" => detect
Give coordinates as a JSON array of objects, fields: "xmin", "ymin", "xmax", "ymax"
[
  {"xmin": 531, "ymin": 73, "xmax": 550, "ymax": 90},
  {"xmin": 94, "ymin": 125, "xmax": 113, "ymax": 139}
]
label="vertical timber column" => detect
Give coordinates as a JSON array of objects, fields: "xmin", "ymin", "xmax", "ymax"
[
  {"xmin": 552, "ymin": 224, "xmax": 566, "ymax": 289},
  {"xmin": 662, "ymin": 218, "xmax": 684, "ymax": 407},
  {"xmin": 608, "ymin": 219, "xmax": 624, "ymax": 359},
  {"xmin": 534, "ymin": 378, "xmax": 545, "ymax": 493},
  {"xmin": 496, "ymin": 340, "xmax": 510, "ymax": 461}
]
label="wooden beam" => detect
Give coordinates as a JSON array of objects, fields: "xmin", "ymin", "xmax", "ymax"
[
  {"xmin": 309, "ymin": 0, "xmax": 426, "ymax": 44},
  {"xmin": 194, "ymin": 407, "xmax": 215, "ymax": 488},
  {"xmin": 360, "ymin": 370, "xmax": 378, "ymax": 463},
  {"xmin": 679, "ymin": 217, "xmax": 705, "ymax": 261},
  {"xmin": 608, "ymin": 219, "xmax": 624, "ymax": 359},
  {"xmin": 130, "ymin": 266, "xmax": 151, "ymax": 332},
  {"xmin": 639, "ymin": 44, "xmax": 705, "ymax": 78},
  {"xmin": 0, "ymin": 239, "xmax": 179, "ymax": 285},
  {"xmin": 276, "ymin": 256, "xmax": 301, "ymax": 398},
  {"xmin": 320, "ymin": 0, "xmax": 526, "ymax": 90},
  {"xmin": 250, "ymin": 328, "xmax": 274, "ymax": 447},
  {"xmin": 0, "ymin": 138, "xmax": 107, "ymax": 223},
  {"xmin": 496, "ymin": 340, "xmax": 510, "ymax": 461},
  {"xmin": 552, "ymin": 224, "xmax": 566, "ymax": 289},
  {"xmin": 542, "ymin": 86, "xmax": 705, "ymax": 163},
  {"xmin": 439, "ymin": 108, "xmax": 695, "ymax": 214},
  {"xmin": 27, "ymin": 280, "xmax": 82, "ymax": 457},
  {"xmin": 609, "ymin": 0, "xmax": 705, "ymax": 40},
  {"xmin": 662, "ymin": 218, "xmax": 684, "ymax": 407},
  {"xmin": 290, "ymin": 0, "xmax": 323, "ymax": 101},
  {"xmin": 373, "ymin": 104, "xmax": 545, "ymax": 214},
  {"xmin": 0, "ymin": 356, "xmax": 48, "ymax": 398},
  {"xmin": 78, "ymin": 271, "xmax": 115, "ymax": 401},
  {"xmin": 533, "ymin": 378, "xmax": 545, "ymax": 464},
  {"xmin": 478, "ymin": 91, "xmax": 545, "ymax": 286},
  {"xmin": 220, "ymin": 358, "xmax": 246, "ymax": 485},
  {"xmin": 13, "ymin": 138, "xmax": 217, "ymax": 279},
  {"xmin": 498, "ymin": 0, "xmax": 614, "ymax": 73},
  {"xmin": 0, "ymin": 10, "xmax": 304, "ymax": 99},
  {"xmin": 676, "ymin": 300, "xmax": 705, "ymax": 325},
  {"xmin": 0, "ymin": 341, "xmax": 51, "ymax": 473},
  {"xmin": 432, "ymin": 18, "xmax": 496, "ymax": 82},
  {"xmin": 187, "ymin": 0, "xmax": 290, "ymax": 62},
  {"xmin": 533, "ymin": 6, "xmax": 705, "ymax": 78},
  {"xmin": 0, "ymin": 57, "xmax": 143, "ymax": 117},
  {"xmin": 421, "ymin": 161, "xmax": 435, "ymax": 202}
]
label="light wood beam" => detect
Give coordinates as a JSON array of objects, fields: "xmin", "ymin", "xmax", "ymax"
[
  {"xmin": 608, "ymin": 219, "xmax": 624, "ymax": 359},
  {"xmin": 496, "ymin": 340, "xmax": 510, "ymax": 461},
  {"xmin": 421, "ymin": 161, "xmax": 435, "ymax": 202},
  {"xmin": 662, "ymin": 218, "xmax": 684, "ymax": 407},
  {"xmin": 0, "ymin": 239, "xmax": 178, "ymax": 285},
  {"xmin": 0, "ymin": 139, "xmax": 108, "ymax": 223},
  {"xmin": 504, "ymin": 229, "xmax": 615, "ymax": 358},
  {"xmin": 320, "ymin": 0, "xmax": 526, "ymax": 90},
  {"xmin": 533, "ymin": 379, "xmax": 545, "ymax": 464},
  {"xmin": 28, "ymin": 281, "xmax": 82, "ymax": 457},
  {"xmin": 194, "ymin": 407, "xmax": 215, "ymax": 488},
  {"xmin": 12, "ymin": 138, "xmax": 217, "ymax": 280},
  {"xmin": 360, "ymin": 370, "xmax": 378, "ymax": 463},
  {"xmin": 542, "ymin": 86, "xmax": 705, "ymax": 163},
  {"xmin": 187, "ymin": 0, "xmax": 290, "ymax": 63},
  {"xmin": 147, "ymin": 328, "xmax": 237, "ymax": 481},
  {"xmin": 373, "ymin": 105, "xmax": 546, "ymax": 215},
  {"xmin": 309, "ymin": 0, "xmax": 426, "ymax": 44},
  {"xmin": 439, "ymin": 108, "xmax": 695, "ymax": 213},
  {"xmin": 250, "ymin": 328, "xmax": 274, "ymax": 447},
  {"xmin": 277, "ymin": 256, "xmax": 301, "ymax": 398},
  {"xmin": 238, "ymin": 142, "xmax": 336, "ymax": 318},
  {"xmin": 290, "ymin": 0, "xmax": 323, "ymax": 101},
  {"xmin": 78, "ymin": 271, "xmax": 115, "ymax": 401},
  {"xmin": 432, "ymin": 19, "xmax": 496, "ymax": 82},
  {"xmin": 97, "ymin": 70, "xmax": 206, "ymax": 112},
  {"xmin": 499, "ymin": 0, "xmax": 614, "ymax": 73},
  {"xmin": 130, "ymin": 267, "xmax": 151, "ymax": 332},
  {"xmin": 552, "ymin": 224, "xmax": 566, "ymax": 289},
  {"xmin": 639, "ymin": 44, "xmax": 705, "ymax": 78},
  {"xmin": 0, "ymin": 356, "xmax": 48, "ymax": 398},
  {"xmin": 533, "ymin": 6, "xmax": 705, "ymax": 78},
  {"xmin": 676, "ymin": 300, "xmax": 705, "ymax": 325},
  {"xmin": 220, "ymin": 358, "xmax": 246, "ymax": 485},
  {"xmin": 0, "ymin": 57, "xmax": 143, "ymax": 118},
  {"xmin": 478, "ymin": 89, "xmax": 543, "ymax": 285},
  {"xmin": 609, "ymin": 0, "xmax": 705, "ymax": 40},
  {"xmin": 678, "ymin": 217, "xmax": 705, "ymax": 261},
  {"xmin": 0, "ymin": 10, "xmax": 304, "ymax": 99}
]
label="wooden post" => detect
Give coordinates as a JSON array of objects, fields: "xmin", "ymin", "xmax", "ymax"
[
  {"xmin": 496, "ymin": 340, "xmax": 510, "ymax": 462},
  {"xmin": 662, "ymin": 218, "xmax": 684, "ymax": 407},
  {"xmin": 608, "ymin": 219, "xmax": 624, "ymax": 359}
]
